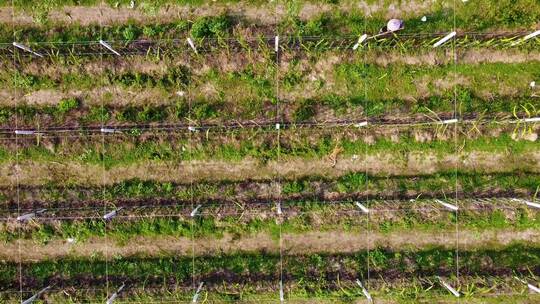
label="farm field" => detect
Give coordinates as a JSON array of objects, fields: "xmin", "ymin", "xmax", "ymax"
[{"xmin": 0, "ymin": 0, "xmax": 539, "ymax": 303}]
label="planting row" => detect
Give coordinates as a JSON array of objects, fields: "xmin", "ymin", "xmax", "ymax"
[
  {"xmin": 1, "ymin": 276, "xmax": 538, "ymax": 303},
  {"xmin": 1, "ymin": 197, "xmax": 539, "ymax": 245},
  {"xmin": 2, "ymin": 169, "xmax": 538, "ymax": 209},
  {"xmin": 0, "ymin": 123, "xmax": 538, "ymax": 188},
  {"xmin": 1, "ymin": 246, "xmax": 539, "ymax": 300},
  {"xmin": 2, "ymin": 0, "xmax": 540, "ymax": 39},
  {"xmin": 1, "ymin": 49, "xmax": 539, "ymax": 125}
]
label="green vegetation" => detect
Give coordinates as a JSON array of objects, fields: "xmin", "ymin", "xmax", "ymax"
[
  {"xmin": 0, "ymin": 129, "xmax": 538, "ymax": 169},
  {"xmin": 1, "ymin": 0, "xmax": 539, "ymax": 42},
  {"xmin": 1, "ymin": 59, "xmax": 538, "ymax": 124},
  {"xmin": 1, "ymin": 245, "xmax": 539, "ymax": 294},
  {"xmin": 3, "ymin": 199, "xmax": 540, "ymax": 244},
  {"xmin": 0, "ymin": 1, "xmax": 539, "ymax": 303}
]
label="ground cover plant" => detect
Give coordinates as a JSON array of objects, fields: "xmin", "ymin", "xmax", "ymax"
[{"xmin": 0, "ymin": 0, "xmax": 539, "ymax": 303}]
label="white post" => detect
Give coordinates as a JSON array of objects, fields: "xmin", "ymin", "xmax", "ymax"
[
  {"xmin": 100, "ymin": 128, "xmax": 118, "ymax": 133},
  {"xmin": 354, "ymin": 121, "xmax": 368, "ymax": 128},
  {"xmin": 435, "ymin": 199, "xmax": 459, "ymax": 211},
  {"xmin": 99, "ymin": 40, "xmax": 121, "ymax": 56},
  {"xmin": 355, "ymin": 279, "xmax": 372, "ymax": 303},
  {"xmin": 105, "ymin": 283, "xmax": 125, "ymax": 304},
  {"xmin": 187, "ymin": 38, "xmax": 198, "ymax": 54},
  {"xmin": 440, "ymin": 118, "xmax": 458, "ymax": 124},
  {"xmin": 103, "ymin": 207, "xmax": 124, "ymax": 220},
  {"xmin": 512, "ymin": 30, "xmax": 540, "ymax": 46},
  {"xmin": 192, "ymin": 282, "xmax": 204, "ymax": 303},
  {"xmin": 523, "ymin": 117, "xmax": 540, "ymax": 123},
  {"xmin": 15, "ymin": 130, "xmax": 35, "ymax": 135},
  {"xmin": 13, "ymin": 42, "xmax": 43, "ymax": 57},
  {"xmin": 191, "ymin": 205, "xmax": 202, "ymax": 217},
  {"xmin": 279, "ymin": 280, "xmax": 284, "ymax": 303},
  {"xmin": 438, "ymin": 277, "xmax": 460, "ymax": 297},
  {"xmin": 276, "ymin": 202, "xmax": 283, "ymax": 215},
  {"xmin": 355, "ymin": 202, "xmax": 370, "ymax": 214},
  {"xmin": 17, "ymin": 209, "xmax": 46, "ymax": 222},
  {"xmin": 21, "ymin": 286, "xmax": 51, "ymax": 304},
  {"xmin": 352, "ymin": 34, "xmax": 368, "ymax": 50},
  {"xmin": 433, "ymin": 31, "xmax": 456, "ymax": 48},
  {"xmin": 529, "ymin": 283, "xmax": 540, "ymax": 294}
]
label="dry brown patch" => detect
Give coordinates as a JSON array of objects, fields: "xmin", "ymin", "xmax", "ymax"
[
  {"xmin": 2, "ymin": 150, "xmax": 537, "ymax": 187},
  {"xmin": 0, "ymin": 1, "xmax": 443, "ymax": 26},
  {"xmin": 3, "ymin": 228, "xmax": 539, "ymax": 262}
]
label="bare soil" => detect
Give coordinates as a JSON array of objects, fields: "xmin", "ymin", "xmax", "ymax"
[
  {"xmin": 0, "ymin": 150, "xmax": 537, "ymax": 186},
  {"xmin": 2, "ymin": 228, "xmax": 538, "ymax": 262},
  {"xmin": 0, "ymin": 1, "xmax": 443, "ymax": 26}
]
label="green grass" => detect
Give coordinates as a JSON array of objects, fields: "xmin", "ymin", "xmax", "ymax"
[
  {"xmin": 2, "ymin": 245, "xmax": 539, "ymax": 289},
  {"xmin": 1, "ymin": 59, "xmax": 538, "ymax": 124},
  {"xmin": 2, "ymin": 171, "xmax": 539, "ymax": 207},
  {"xmin": 2, "ymin": 0, "xmax": 539, "ymax": 36},
  {"xmin": 4, "ymin": 198, "xmax": 540, "ymax": 244},
  {"xmin": 1, "ymin": 130, "xmax": 538, "ymax": 168}
]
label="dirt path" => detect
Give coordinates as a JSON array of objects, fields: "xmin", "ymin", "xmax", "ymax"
[
  {"xmin": 0, "ymin": 150, "xmax": 538, "ymax": 186},
  {"xmin": 2, "ymin": 228, "xmax": 539, "ymax": 262},
  {"xmin": 0, "ymin": 1, "xmax": 441, "ymax": 26}
]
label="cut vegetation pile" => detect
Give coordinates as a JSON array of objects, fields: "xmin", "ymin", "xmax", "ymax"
[{"xmin": 0, "ymin": 0, "xmax": 539, "ymax": 303}]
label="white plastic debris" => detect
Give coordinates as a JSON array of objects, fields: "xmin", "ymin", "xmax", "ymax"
[
  {"xmin": 275, "ymin": 123, "xmax": 280, "ymax": 130},
  {"xmin": 67, "ymin": 237, "xmax": 76, "ymax": 243},
  {"xmin": 188, "ymin": 126, "xmax": 198, "ymax": 132},
  {"xmin": 190, "ymin": 205, "xmax": 202, "ymax": 217},
  {"xmin": 13, "ymin": 42, "xmax": 43, "ymax": 57},
  {"xmin": 275, "ymin": 35, "xmax": 280, "ymax": 52},
  {"xmin": 176, "ymin": 91, "xmax": 186, "ymax": 97},
  {"xmin": 356, "ymin": 280, "xmax": 373, "ymax": 303},
  {"xmin": 192, "ymin": 282, "xmax": 204, "ymax": 303},
  {"xmin": 276, "ymin": 202, "xmax": 283, "ymax": 215},
  {"xmin": 99, "ymin": 39, "xmax": 121, "ymax": 56},
  {"xmin": 433, "ymin": 31, "xmax": 456, "ymax": 48},
  {"xmin": 355, "ymin": 202, "xmax": 370, "ymax": 214},
  {"xmin": 352, "ymin": 34, "xmax": 368, "ymax": 50},
  {"xmin": 421, "ymin": 16, "xmax": 427, "ymax": 22},
  {"xmin": 15, "ymin": 130, "xmax": 35, "ymax": 135},
  {"xmin": 21, "ymin": 286, "xmax": 51, "ymax": 304},
  {"xmin": 438, "ymin": 277, "xmax": 460, "ymax": 297},
  {"xmin": 531, "ymin": 81, "xmax": 536, "ymax": 88},
  {"xmin": 187, "ymin": 38, "xmax": 198, "ymax": 54},
  {"xmin": 435, "ymin": 199, "xmax": 459, "ymax": 211},
  {"xmin": 106, "ymin": 283, "xmax": 125, "ymax": 304}
]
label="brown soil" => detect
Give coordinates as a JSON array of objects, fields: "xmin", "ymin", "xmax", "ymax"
[
  {"xmin": 0, "ymin": 150, "xmax": 538, "ymax": 187},
  {"xmin": 0, "ymin": 1, "xmax": 443, "ymax": 26},
  {"xmin": 3, "ymin": 228, "xmax": 538, "ymax": 262}
]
